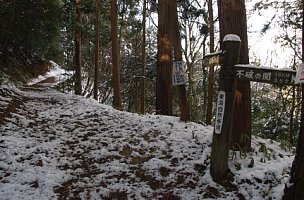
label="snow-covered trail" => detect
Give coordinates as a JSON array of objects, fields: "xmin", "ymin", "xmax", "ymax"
[
  {"xmin": 0, "ymin": 61, "xmax": 294, "ymax": 199},
  {"xmin": 1, "ymin": 85, "xmax": 235, "ymax": 199}
]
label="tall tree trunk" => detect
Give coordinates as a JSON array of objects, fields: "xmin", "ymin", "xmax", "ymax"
[
  {"xmin": 156, "ymin": 0, "xmax": 173, "ymax": 115},
  {"xmin": 141, "ymin": 0, "xmax": 147, "ymax": 114},
  {"xmin": 94, "ymin": 0, "xmax": 100, "ymax": 100},
  {"xmin": 170, "ymin": 0, "xmax": 190, "ymax": 121},
  {"xmin": 206, "ymin": 0, "xmax": 215, "ymax": 125},
  {"xmin": 283, "ymin": 1, "xmax": 304, "ymax": 198},
  {"xmin": 74, "ymin": 0, "xmax": 82, "ymax": 95},
  {"xmin": 218, "ymin": 0, "xmax": 251, "ymax": 151},
  {"xmin": 111, "ymin": 0, "xmax": 122, "ymax": 110}
]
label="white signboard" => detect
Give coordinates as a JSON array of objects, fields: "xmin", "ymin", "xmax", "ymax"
[
  {"xmin": 172, "ymin": 61, "xmax": 186, "ymax": 85},
  {"xmin": 295, "ymin": 63, "xmax": 304, "ymax": 84},
  {"xmin": 215, "ymin": 90, "xmax": 225, "ymax": 134}
]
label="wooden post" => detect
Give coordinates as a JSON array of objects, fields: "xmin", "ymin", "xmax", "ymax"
[{"xmin": 210, "ymin": 34, "xmax": 241, "ymax": 183}]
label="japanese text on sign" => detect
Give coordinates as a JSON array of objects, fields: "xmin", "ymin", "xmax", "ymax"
[
  {"xmin": 215, "ymin": 91, "xmax": 225, "ymax": 134},
  {"xmin": 172, "ymin": 61, "xmax": 186, "ymax": 85},
  {"xmin": 202, "ymin": 51, "xmax": 223, "ymax": 66},
  {"xmin": 235, "ymin": 65, "xmax": 296, "ymax": 85}
]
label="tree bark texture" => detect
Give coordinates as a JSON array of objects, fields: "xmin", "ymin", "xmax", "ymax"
[
  {"xmin": 156, "ymin": 0, "xmax": 173, "ymax": 115},
  {"xmin": 283, "ymin": 90, "xmax": 304, "ymax": 200},
  {"xmin": 217, "ymin": 0, "xmax": 252, "ymax": 151},
  {"xmin": 111, "ymin": 0, "xmax": 122, "ymax": 110},
  {"xmin": 141, "ymin": 0, "xmax": 146, "ymax": 114},
  {"xmin": 74, "ymin": 0, "xmax": 82, "ymax": 95},
  {"xmin": 94, "ymin": 0, "xmax": 100, "ymax": 100},
  {"xmin": 206, "ymin": 0, "xmax": 215, "ymax": 125}
]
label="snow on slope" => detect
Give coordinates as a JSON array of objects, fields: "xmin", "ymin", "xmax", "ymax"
[
  {"xmin": 0, "ymin": 84, "xmax": 294, "ymax": 200},
  {"xmin": 27, "ymin": 61, "xmax": 73, "ymax": 87},
  {"xmin": 0, "ymin": 63, "xmax": 294, "ymax": 199},
  {"xmin": 0, "ymin": 85, "xmax": 218, "ymax": 199}
]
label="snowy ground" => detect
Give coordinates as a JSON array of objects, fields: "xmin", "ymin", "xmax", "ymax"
[
  {"xmin": 0, "ymin": 64, "xmax": 294, "ymax": 199},
  {"xmin": 27, "ymin": 61, "xmax": 73, "ymax": 87}
]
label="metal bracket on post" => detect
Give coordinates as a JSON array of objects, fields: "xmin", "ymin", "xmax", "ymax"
[{"xmin": 210, "ymin": 34, "xmax": 241, "ymax": 183}]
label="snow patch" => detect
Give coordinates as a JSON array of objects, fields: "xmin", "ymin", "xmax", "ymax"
[
  {"xmin": 27, "ymin": 61, "xmax": 73, "ymax": 86},
  {"xmin": 223, "ymin": 34, "xmax": 241, "ymax": 42},
  {"xmin": 0, "ymin": 84, "xmax": 294, "ymax": 199}
]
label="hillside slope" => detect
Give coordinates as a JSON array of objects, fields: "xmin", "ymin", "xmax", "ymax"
[
  {"xmin": 0, "ymin": 67, "xmax": 294, "ymax": 199},
  {"xmin": 0, "ymin": 46, "xmax": 50, "ymax": 85}
]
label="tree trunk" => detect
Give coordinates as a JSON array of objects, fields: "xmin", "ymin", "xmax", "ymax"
[
  {"xmin": 170, "ymin": 0, "xmax": 190, "ymax": 122},
  {"xmin": 141, "ymin": 0, "xmax": 147, "ymax": 114},
  {"xmin": 74, "ymin": 0, "xmax": 82, "ymax": 95},
  {"xmin": 111, "ymin": 0, "xmax": 122, "ymax": 110},
  {"xmin": 206, "ymin": 0, "xmax": 215, "ymax": 125},
  {"xmin": 283, "ymin": 88, "xmax": 304, "ymax": 200},
  {"xmin": 217, "ymin": 0, "xmax": 251, "ymax": 151},
  {"xmin": 283, "ymin": 1, "xmax": 304, "ymax": 198},
  {"xmin": 156, "ymin": 0, "xmax": 173, "ymax": 115},
  {"xmin": 94, "ymin": 0, "xmax": 100, "ymax": 100}
]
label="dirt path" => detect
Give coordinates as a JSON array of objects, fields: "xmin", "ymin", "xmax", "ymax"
[
  {"xmin": 0, "ymin": 85, "xmax": 239, "ymax": 199},
  {"xmin": 0, "ymin": 75, "xmax": 58, "ymax": 125},
  {"xmin": 33, "ymin": 76, "xmax": 57, "ymax": 85}
]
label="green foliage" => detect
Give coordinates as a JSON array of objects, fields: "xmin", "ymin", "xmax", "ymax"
[
  {"xmin": 279, "ymin": 140, "xmax": 294, "ymax": 152},
  {"xmin": 250, "ymin": 0, "xmax": 302, "ymax": 152},
  {"xmin": 259, "ymin": 143, "xmax": 268, "ymax": 154},
  {"xmin": 251, "ymin": 83, "xmax": 300, "ymax": 146},
  {"xmin": 0, "ymin": 0, "xmax": 63, "ymax": 59},
  {"xmin": 55, "ymin": 0, "xmax": 152, "ymax": 110}
]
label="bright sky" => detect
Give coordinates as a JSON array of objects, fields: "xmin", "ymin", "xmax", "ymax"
[
  {"xmin": 246, "ymin": 0, "xmax": 298, "ymax": 68},
  {"xmin": 182, "ymin": 0, "xmax": 299, "ymax": 69}
]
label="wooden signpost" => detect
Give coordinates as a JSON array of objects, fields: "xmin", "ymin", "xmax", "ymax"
[
  {"xmin": 235, "ymin": 64, "xmax": 296, "ymax": 85},
  {"xmin": 202, "ymin": 51, "xmax": 224, "ymax": 66},
  {"xmin": 210, "ymin": 34, "xmax": 298, "ymax": 183},
  {"xmin": 210, "ymin": 34, "xmax": 240, "ymax": 182},
  {"xmin": 201, "ymin": 55, "xmax": 297, "ymax": 85}
]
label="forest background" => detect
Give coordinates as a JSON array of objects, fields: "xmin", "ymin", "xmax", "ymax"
[{"xmin": 0, "ymin": 0, "xmax": 302, "ymax": 148}]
